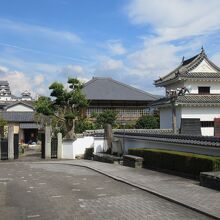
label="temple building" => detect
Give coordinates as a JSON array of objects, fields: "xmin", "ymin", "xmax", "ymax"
[
  {"xmin": 154, "ymin": 48, "xmax": 220, "ymax": 136},
  {"xmin": 0, "ymin": 81, "xmax": 38, "ymax": 143},
  {"xmin": 82, "ymin": 77, "xmax": 157, "ymax": 122}
]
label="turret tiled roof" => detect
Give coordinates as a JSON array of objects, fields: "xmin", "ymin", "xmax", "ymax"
[
  {"xmin": 152, "ymin": 95, "xmax": 220, "ymax": 107},
  {"xmin": 155, "ymin": 49, "xmax": 220, "ymax": 86}
]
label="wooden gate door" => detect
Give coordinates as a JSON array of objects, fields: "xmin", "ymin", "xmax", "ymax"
[
  {"xmin": 51, "ymin": 138, "xmax": 58, "ymax": 159},
  {"xmin": 14, "ymin": 134, "xmax": 19, "ymax": 159},
  {"xmin": 1, "ymin": 138, "xmax": 8, "ymax": 160},
  {"xmin": 214, "ymin": 118, "xmax": 220, "ymax": 137},
  {"xmin": 41, "ymin": 133, "xmax": 45, "ymax": 159}
]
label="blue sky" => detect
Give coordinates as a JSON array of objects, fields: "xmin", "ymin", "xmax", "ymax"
[{"xmin": 1, "ymin": 0, "xmax": 220, "ymax": 97}]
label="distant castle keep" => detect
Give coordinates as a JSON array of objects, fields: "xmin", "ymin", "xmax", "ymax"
[{"xmin": 0, "ymin": 81, "xmax": 33, "ymax": 102}]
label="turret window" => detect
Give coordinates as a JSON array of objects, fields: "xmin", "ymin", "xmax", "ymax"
[{"xmin": 198, "ymin": 86, "xmax": 210, "ymax": 94}]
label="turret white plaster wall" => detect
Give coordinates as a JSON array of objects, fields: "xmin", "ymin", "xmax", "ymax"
[
  {"xmin": 160, "ymin": 107, "xmax": 181, "ymax": 129},
  {"xmin": 190, "ymin": 59, "xmax": 217, "ymax": 73},
  {"xmin": 184, "ymin": 81, "xmax": 220, "ymax": 94},
  {"xmin": 181, "ymin": 106, "xmax": 220, "ymax": 136}
]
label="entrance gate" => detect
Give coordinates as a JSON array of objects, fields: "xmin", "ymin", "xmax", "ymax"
[
  {"xmin": 51, "ymin": 138, "xmax": 58, "ymax": 158},
  {"xmin": 14, "ymin": 134, "xmax": 19, "ymax": 159},
  {"xmin": 1, "ymin": 138, "xmax": 8, "ymax": 160},
  {"xmin": 41, "ymin": 133, "xmax": 45, "ymax": 159}
]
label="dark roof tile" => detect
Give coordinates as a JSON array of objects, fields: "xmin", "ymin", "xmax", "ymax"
[
  {"xmin": 82, "ymin": 77, "xmax": 157, "ymax": 101},
  {"xmin": 0, "ymin": 112, "xmax": 35, "ymax": 122}
]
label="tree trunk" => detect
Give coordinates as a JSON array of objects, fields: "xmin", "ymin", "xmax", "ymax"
[{"xmin": 65, "ymin": 119, "xmax": 76, "ymax": 140}]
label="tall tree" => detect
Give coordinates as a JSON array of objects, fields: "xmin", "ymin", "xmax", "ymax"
[{"xmin": 35, "ymin": 78, "xmax": 88, "ymax": 139}]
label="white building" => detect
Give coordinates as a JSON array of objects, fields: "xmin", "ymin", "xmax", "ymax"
[
  {"xmin": 0, "ymin": 81, "xmax": 33, "ymax": 102},
  {"xmin": 0, "ymin": 81, "xmax": 38, "ymax": 143},
  {"xmin": 154, "ymin": 48, "xmax": 220, "ymax": 136}
]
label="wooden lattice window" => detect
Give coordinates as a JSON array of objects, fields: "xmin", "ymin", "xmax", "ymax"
[{"xmin": 198, "ymin": 86, "xmax": 210, "ymax": 94}]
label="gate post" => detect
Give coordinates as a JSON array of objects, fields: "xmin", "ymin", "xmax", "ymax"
[
  {"xmin": 45, "ymin": 125, "xmax": 51, "ymax": 159},
  {"xmin": 8, "ymin": 124, "xmax": 14, "ymax": 160},
  {"xmin": 57, "ymin": 132, "xmax": 62, "ymax": 159}
]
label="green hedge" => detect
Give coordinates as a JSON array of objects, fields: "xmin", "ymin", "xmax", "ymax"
[{"xmin": 128, "ymin": 148, "xmax": 220, "ymax": 176}]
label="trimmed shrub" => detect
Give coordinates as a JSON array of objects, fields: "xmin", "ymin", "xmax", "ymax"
[
  {"xmin": 135, "ymin": 115, "xmax": 159, "ymax": 129},
  {"xmin": 128, "ymin": 148, "xmax": 220, "ymax": 177},
  {"xmin": 84, "ymin": 147, "xmax": 94, "ymax": 160}
]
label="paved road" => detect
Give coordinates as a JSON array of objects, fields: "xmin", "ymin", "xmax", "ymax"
[{"xmin": 0, "ymin": 162, "xmax": 212, "ymax": 220}]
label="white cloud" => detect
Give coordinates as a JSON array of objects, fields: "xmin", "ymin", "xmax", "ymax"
[
  {"xmin": 62, "ymin": 64, "xmax": 85, "ymax": 75},
  {"xmin": 107, "ymin": 40, "xmax": 127, "ymax": 55},
  {"xmin": 0, "ymin": 66, "xmax": 9, "ymax": 73},
  {"xmin": 126, "ymin": 0, "xmax": 220, "ymax": 42},
  {"xmin": 0, "ymin": 66, "xmax": 33, "ymax": 95},
  {"xmin": 122, "ymin": 0, "xmax": 220, "ymax": 82},
  {"xmin": 99, "ymin": 57, "xmax": 124, "ymax": 71},
  {"xmin": 127, "ymin": 42, "xmax": 181, "ymax": 77},
  {"xmin": 34, "ymin": 74, "xmax": 44, "ymax": 86},
  {"xmin": 0, "ymin": 18, "xmax": 82, "ymax": 44}
]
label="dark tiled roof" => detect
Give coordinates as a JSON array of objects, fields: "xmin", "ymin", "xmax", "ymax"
[
  {"xmin": 181, "ymin": 72, "xmax": 220, "ymax": 78},
  {"xmin": 82, "ymin": 77, "xmax": 157, "ymax": 101},
  {"xmin": 0, "ymin": 112, "xmax": 35, "ymax": 122},
  {"xmin": 177, "ymin": 95, "xmax": 220, "ymax": 104},
  {"xmin": 152, "ymin": 95, "xmax": 220, "ymax": 107},
  {"xmin": 0, "ymin": 81, "xmax": 9, "ymax": 86},
  {"xmin": 155, "ymin": 50, "xmax": 220, "ymax": 86}
]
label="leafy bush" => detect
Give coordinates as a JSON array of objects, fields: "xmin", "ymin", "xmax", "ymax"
[
  {"xmin": 75, "ymin": 119, "xmax": 96, "ymax": 133},
  {"xmin": 96, "ymin": 110, "xmax": 118, "ymax": 128},
  {"xmin": 128, "ymin": 148, "xmax": 220, "ymax": 177},
  {"xmin": 117, "ymin": 121, "xmax": 136, "ymax": 129},
  {"xmin": 135, "ymin": 115, "xmax": 159, "ymax": 129}
]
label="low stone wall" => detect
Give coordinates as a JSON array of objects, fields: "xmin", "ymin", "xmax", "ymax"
[
  {"xmin": 200, "ymin": 171, "xmax": 220, "ymax": 191},
  {"xmin": 123, "ymin": 155, "xmax": 143, "ymax": 168},
  {"xmin": 93, "ymin": 153, "xmax": 122, "ymax": 164}
]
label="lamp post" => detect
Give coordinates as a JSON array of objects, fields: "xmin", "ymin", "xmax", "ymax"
[{"xmin": 166, "ymin": 87, "xmax": 189, "ymax": 134}]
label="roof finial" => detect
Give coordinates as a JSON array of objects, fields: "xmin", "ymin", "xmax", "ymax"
[
  {"xmin": 201, "ymin": 46, "xmax": 204, "ymax": 53},
  {"xmin": 182, "ymin": 56, "xmax": 185, "ymax": 63}
]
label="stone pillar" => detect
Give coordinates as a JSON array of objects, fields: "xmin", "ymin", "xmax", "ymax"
[
  {"xmin": 45, "ymin": 125, "xmax": 51, "ymax": 159},
  {"xmin": 104, "ymin": 124, "xmax": 112, "ymax": 153},
  {"xmin": 19, "ymin": 128, "xmax": 24, "ymax": 144},
  {"xmin": 8, "ymin": 124, "xmax": 14, "ymax": 160},
  {"xmin": 57, "ymin": 132, "xmax": 62, "ymax": 159}
]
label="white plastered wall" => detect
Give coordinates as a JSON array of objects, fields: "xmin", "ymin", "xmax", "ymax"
[
  {"xmin": 160, "ymin": 106, "xmax": 181, "ymax": 129},
  {"xmin": 181, "ymin": 106, "xmax": 220, "ymax": 136},
  {"xmin": 184, "ymin": 81, "xmax": 220, "ymax": 94}
]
